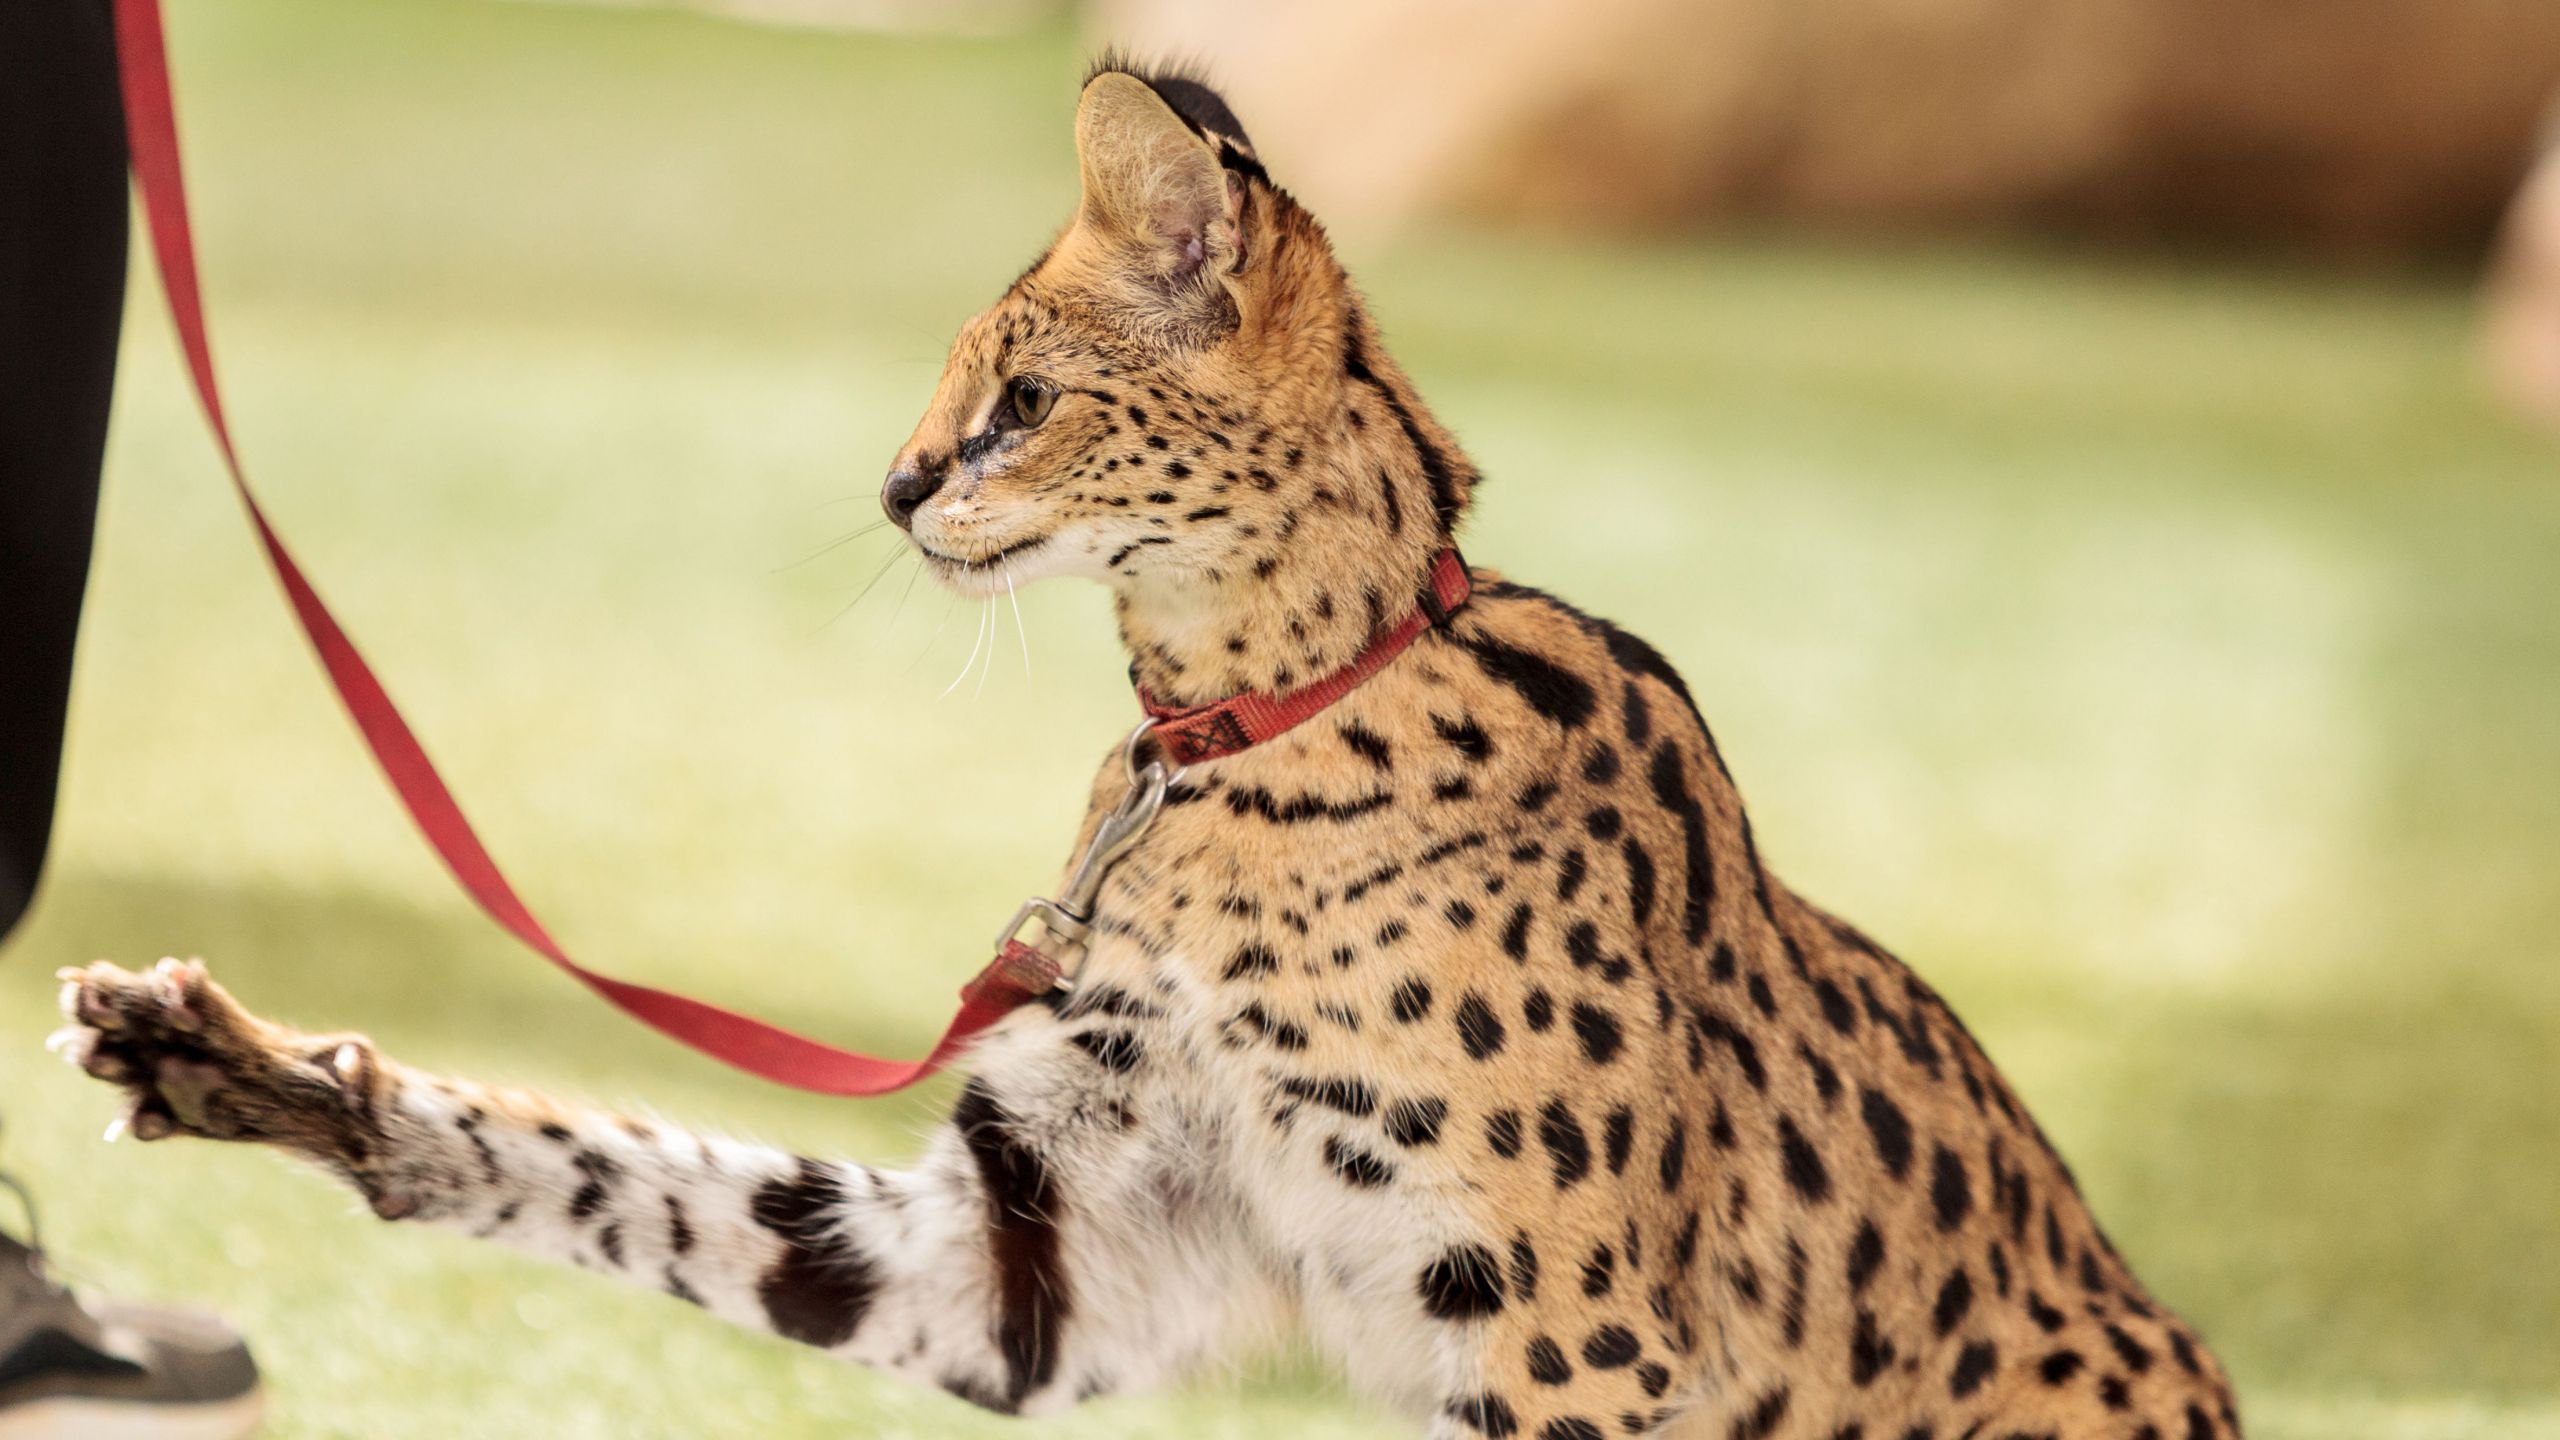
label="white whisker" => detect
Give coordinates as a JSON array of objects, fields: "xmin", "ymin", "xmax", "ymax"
[
  {"xmin": 975, "ymin": 594, "xmax": 997, "ymax": 699},
  {"xmin": 910, "ymin": 591, "xmax": 958, "ymax": 674},
  {"xmin": 777, "ymin": 518, "xmax": 896, "ymax": 575},
  {"xmin": 944, "ymin": 599, "xmax": 991, "ymax": 698},
  {"xmin": 1003, "ymin": 560, "xmax": 1032, "ymax": 680},
  {"xmin": 811, "ymin": 542, "xmax": 910, "ymax": 637},
  {"xmin": 889, "ymin": 554, "xmax": 926, "ymax": 628}
]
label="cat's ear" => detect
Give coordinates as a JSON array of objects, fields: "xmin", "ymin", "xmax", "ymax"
[{"xmin": 1075, "ymin": 70, "xmax": 1248, "ymax": 291}]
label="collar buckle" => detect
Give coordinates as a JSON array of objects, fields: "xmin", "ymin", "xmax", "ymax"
[{"xmin": 991, "ymin": 721, "xmax": 1178, "ymax": 992}]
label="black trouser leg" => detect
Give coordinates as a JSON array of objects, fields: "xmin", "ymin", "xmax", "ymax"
[{"xmin": 0, "ymin": 0, "xmax": 129, "ymax": 942}]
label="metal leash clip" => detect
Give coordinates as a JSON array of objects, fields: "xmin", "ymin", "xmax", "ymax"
[{"xmin": 994, "ymin": 720, "xmax": 1186, "ymax": 993}]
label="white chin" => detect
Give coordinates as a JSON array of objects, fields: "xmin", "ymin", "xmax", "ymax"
[{"xmin": 921, "ymin": 534, "xmax": 1097, "ymax": 595}]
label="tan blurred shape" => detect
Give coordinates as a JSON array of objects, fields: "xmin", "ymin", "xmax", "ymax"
[
  {"xmin": 528, "ymin": 0, "xmax": 1064, "ymax": 37},
  {"xmin": 1092, "ymin": 0, "xmax": 2560, "ymax": 255},
  {"xmin": 2486, "ymin": 119, "xmax": 2560, "ymax": 432}
]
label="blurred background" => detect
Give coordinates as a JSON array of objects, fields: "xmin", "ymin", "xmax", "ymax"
[{"xmin": 2, "ymin": 0, "xmax": 2557, "ymax": 1435}]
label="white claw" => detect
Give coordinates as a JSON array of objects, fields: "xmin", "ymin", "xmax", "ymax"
[
  {"xmin": 102, "ymin": 1114, "xmax": 129, "ymax": 1144},
  {"xmin": 44, "ymin": 1026, "xmax": 93, "ymax": 1064},
  {"xmin": 332, "ymin": 1043, "xmax": 363, "ymax": 1083}
]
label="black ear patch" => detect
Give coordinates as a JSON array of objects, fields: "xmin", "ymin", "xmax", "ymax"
[
  {"xmin": 1148, "ymin": 76, "xmax": 1253, "ymax": 154},
  {"xmin": 1086, "ymin": 52, "xmax": 1260, "ymax": 167}
]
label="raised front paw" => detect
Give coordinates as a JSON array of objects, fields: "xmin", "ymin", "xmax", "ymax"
[{"xmin": 50, "ymin": 959, "xmax": 389, "ymax": 1175}]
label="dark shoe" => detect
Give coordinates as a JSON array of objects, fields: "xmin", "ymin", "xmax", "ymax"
[{"xmin": 0, "ymin": 1176, "xmax": 262, "ymax": 1439}]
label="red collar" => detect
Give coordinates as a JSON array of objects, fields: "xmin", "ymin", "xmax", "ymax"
[{"xmin": 1137, "ymin": 548, "xmax": 1472, "ymax": 765}]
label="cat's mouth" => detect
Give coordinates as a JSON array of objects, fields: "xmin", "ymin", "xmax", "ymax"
[{"xmin": 916, "ymin": 530, "xmax": 1052, "ymax": 589}]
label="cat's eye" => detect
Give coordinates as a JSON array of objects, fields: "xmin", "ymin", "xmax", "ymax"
[{"xmin": 1005, "ymin": 376, "xmax": 1056, "ymax": 429}]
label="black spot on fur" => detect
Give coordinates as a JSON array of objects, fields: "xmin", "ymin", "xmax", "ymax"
[
  {"xmin": 952, "ymin": 1083, "xmax": 1070, "ymax": 1406},
  {"xmin": 1602, "ymin": 1109, "xmax": 1635, "ymax": 1174},
  {"xmin": 1526, "ymin": 1336, "xmax": 1573, "ymax": 1385},
  {"xmin": 1850, "ymin": 1308, "xmax": 1894, "ymax": 1386},
  {"xmin": 1582, "ymin": 743, "xmax": 1620, "ymax": 784},
  {"xmin": 1539, "ymin": 1099, "xmax": 1591, "ymax": 1188},
  {"xmin": 1798, "ymin": 1040, "xmax": 1842, "ymax": 1105},
  {"xmin": 1659, "ymin": 1119, "xmax": 1689, "ymax": 1193},
  {"xmin": 1581, "ymin": 1324, "xmax": 1641, "ymax": 1369},
  {"xmin": 1523, "ymin": 987, "xmax": 1556, "ymax": 1031},
  {"xmin": 1385, "ymin": 1096, "xmax": 1448, "ymax": 1147},
  {"xmin": 1419, "ymin": 1244, "xmax": 1507, "ymax": 1320},
  {"xmin": 1571, "ymin": 1002, "xmax": 1625, "ymax": 1064},
  {"xmin": 1772, "ymin": 1235, "xmax": 1809, "ymax": 1348},
  {"xmin": 1580, "ymin": 1242, "xmax": 1616, "ymax": 1297},
  {"xmin": 1552, "ymin": 852, "xmax": 1590, "ymax": 908},
  {"xmin": 1068, "ymin": 1028, "xmax": 1144, "ymax": 1073},
  {"xmin": 2105, "ymin": 1323, "xmax": 2156, "ymax": 1375},
  {"xmin": 1646, "ymin": 742, "xmax": 1715, "ymax": 943},
  {"xmin": 1436, "ymin": 713, "xmax": 1495, "ymax": 762},
  {"xmin": 1234, "ymin": 1003, "xmax": 1308, "ymax": 1051},
  {"xmin": 1695, "ymin": 1007, "xmax": 1768, "ymax": 1089},
  {"xmin": 1278, "ymin": 1075, "xmax": 1377, "ymax": 1118},
  {"xmin": 1949, "ymin": 1340, "xmax": 1999, "ymax": 1399},
  {"xmin": 1621, "ymin": 837, "xmax": 1656, "ymax": 927},
  {"xmin": 1324, "ymin": 1136, "xmax": 1395, "ymax": 1189},
  {"xmin": 1446, "ymin": 1393, "xmax": 1519, "ymax": 1437},
  {"xmin": 1509, "ymin": 1233, "xmax": 1541, "ymax": 1301},
  {"xmin": 1732, "ymin": 1383, "xmax": 1792, "ymax": 1440},
  {"xmin": 1932, "ymin": 1144, "xmax": 1973, "ymax": 1231},
  {"xmin": 1225, "ymin": 783, "xmax": 1394, "ymax": 825},
  {"xmin": 2027, "ymin": 1290, "xmax": 2068, "ymax": 1332},
  {"xmin": 1391, "ymin": 976, "xmax": 1436, "ymax": 1023},
  {"xmin": 1860, "ymin": 1088, "xmax": 1914, "ymax": 1179},
  {"xmin": 1344, "ymin": 861, "xmax": 1405, "ymax": 904},
  {"xmin": 1455, "ymin": 993, "xmax": 1508, "ymax": 1059},
  {"xmin": 1933, "ymin": 1267, "xmax": 1975, "ymax": 1337},
  {"xmin": 1814, "ymin": 977, "xmax": 1857, "ymax": 1036},
  {"xmin": 1748, "ymin": 972, "xmax": 1779, "ymax": 1018},
  {"xmin": 1847, "ymin": 1219, "xmax": 1886, "ymax": 1293},
  {"xmin": 1462, "ymin": 632, "xmax": 1597, "ymax": 729},
  {"xmin": 1339, "ymin": 722, "xmax": 1394, "ymax": 770},
  {"xmin": 1223, "ymin": 942, "xmax": 1280, "ymax": 981},
  {"xmin": 749, "ymin": 1159, "xmax": 882, "ymax": 1350},
  {"xmin": 1777, "ymin": 1116, "xmax": 1831, "ymax": 1203}
]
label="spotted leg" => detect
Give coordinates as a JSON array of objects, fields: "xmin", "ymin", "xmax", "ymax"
[{"xmin": 51, "ymin": 959, "xmax": 1262, "ymax": 1417}]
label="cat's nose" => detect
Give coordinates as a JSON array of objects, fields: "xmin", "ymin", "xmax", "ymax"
[{"xmin": 882, "ymin": 468, "xmax": 946, "ymax": 529}]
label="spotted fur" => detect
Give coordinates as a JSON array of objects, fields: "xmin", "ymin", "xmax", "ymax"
[{"xmin": 54, "ymin": 60, "xmax": 2240, "ymax": 1440}]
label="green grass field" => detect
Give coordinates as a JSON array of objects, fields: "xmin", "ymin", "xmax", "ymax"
[{"xmin": 4, "ymin": 1, "xmax": 2557, "ymax": 1434}]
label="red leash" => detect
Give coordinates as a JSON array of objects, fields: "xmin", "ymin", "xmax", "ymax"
[
  {"xmin": 110, "ymin": 0, "xmax": 1470, "ymax": 1093},
  {"xmin": 110, "ymin": 0, "xmax": 1053, "ymax": 1096}
]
